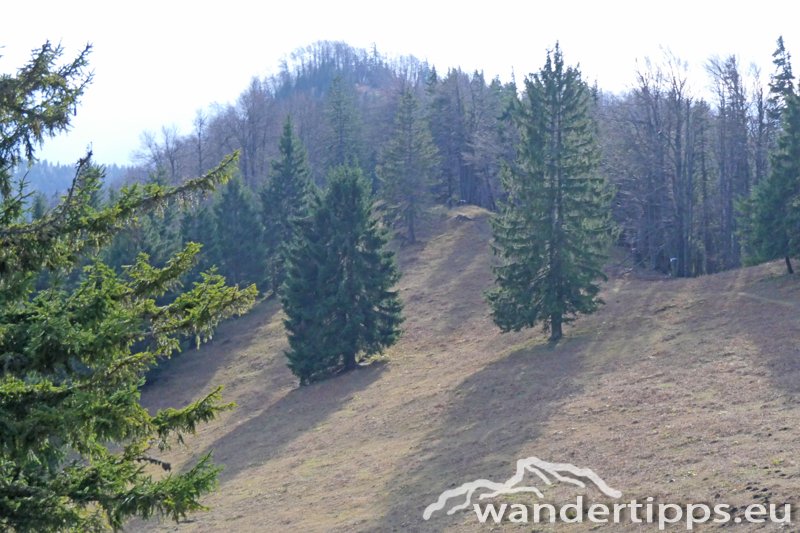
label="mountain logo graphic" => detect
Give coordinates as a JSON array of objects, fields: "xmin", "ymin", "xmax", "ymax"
[{"xmin": 423, "ymin": 456, "xmax": 622, "ymax": 520}]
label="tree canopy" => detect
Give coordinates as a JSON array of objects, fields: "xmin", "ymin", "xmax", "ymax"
[
  {"xmin": 0, "ymin": 43, "xmax": 256, "ymax": 531},
  {"xmin": 486, "ymin": 45, "xmax": 613, "ymax": 341},
  {"xmin": 281, "ymin": 166, "xmax": 403, "ymax": 384}
]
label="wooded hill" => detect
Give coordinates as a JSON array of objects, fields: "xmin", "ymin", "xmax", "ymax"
[
  {"xmin": 4, "ymin": 36, "xmax": 800, "ymax": 533},
  {"xmin": 125, "ymin": 39, "xmax": 798, "ymax": 282}
]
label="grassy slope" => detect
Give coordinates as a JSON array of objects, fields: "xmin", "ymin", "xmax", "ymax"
[{"xmin": 135, "ymin": 206, "xmax": 800, "ymax": 532}]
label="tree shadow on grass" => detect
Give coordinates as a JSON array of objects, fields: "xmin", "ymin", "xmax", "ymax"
[
  {"xmin": 401, "ymin": 216, "xmax": 494, "ymax": 339},
  {"xmin": 142, "ymin": 297, "xmax": 282, "ymax": 412},
  {"xmin": 189, "ymin": 362, "xmax": 387, "ymax": 483},
  {"xmin": 708, "ymin": 268, "xmax": 800, "ymax": 396},
  {"xmin": 374, "ymin": 338, "xmax": 599, "ymax": 532}
]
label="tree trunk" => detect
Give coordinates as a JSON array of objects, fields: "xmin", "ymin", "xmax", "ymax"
[
  {"xmin": 786, "ymin": 255, "xmax": 794, "ymax": 274},
  {"xmin": 344, "ymin": 351, "xmax": 358, "ymax": 371},
  {"xmin": 549, "ymin": 313, "xmax": 563, "ymax": 342},
  {"xmin": 407, "ymin": 210, "xmax": 416, "ymax": 244}
]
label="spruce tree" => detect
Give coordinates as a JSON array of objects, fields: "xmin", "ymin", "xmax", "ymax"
[
  {"xmin": 486, "ymin": 45, "xmax": 612, "ymax": 342},
  {"xmin": 260, "ymin": 116, "xmax": 313, "ymax": 293},
  {"xmin": 768, "ymin": 36, "xmax": 795, "ymax": 126},
  {"xmin": 378, "ymin": 89, "xmax": 439, "ymax": 243},
  {"xmin": 745, "ymin": 90, "xmax": 800, "ymax": 273},
  {"xmin": 103, "ymin": 174, "xmax": 182, "ymax": 273},
  {"xmin": 281, "ymin": 166, "xmax": 403, "ymax": 385},
  {"xmin": 211, "ymin": 177, "xmax": 264, "ymax": 286},
  {"xmin": 29, "ymin": 192, "xmax": 48, "ymax": 221},
  {"xmin": 0, "ymin": 44, "xmax": 257, "ymax": 530},
  {"xmin": 180, "ymin": 201, "xmax": 217, "ymax": 279},
  {"xmin": 325, "ymin": 77, "xmax": 362, "ymax": 169}
]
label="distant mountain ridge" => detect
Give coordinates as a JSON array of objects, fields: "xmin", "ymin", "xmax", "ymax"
[{"xmin": 14, "ymin": 160, "xmax": 133, "ymax": 199}]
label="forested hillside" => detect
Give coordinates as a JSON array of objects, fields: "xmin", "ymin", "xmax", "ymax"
[
  {"xmin": 3, "ymin": 35, "xmax": 800, "ymax": 532},
  {"xmin": 125, "ymin": 39, "xmax": 798, "ymax": 283}
]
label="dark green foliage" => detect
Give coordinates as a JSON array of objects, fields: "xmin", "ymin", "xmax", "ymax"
[
  {"xmin": 179, "ymin": 202, "xmax": 218, "ymax": 277},
  {"xmin": 742, "ymin": 91, "xmax": 800, "ymax": 273},
  {"xmin": 29, "ymin": 193, "xmax": 48, "ymax": 221},
  {"xmin": 0, "ymin": 42, "xmax": 91, "ymax": 198},
  {"xmin": 260, "ymin": 116, "xmax": 313, "ymax": 293},
  {"xmin": 281, "ymin": 166, "xmax": 403, "ymax": 385},
  {"xmin": 768, "ymin": 36, "xmax": 795, "ymax": 125},
  {"xmin": 425, "ymin": 68, "xmax": 465, "ymax": 204},
  {"xmin": 378, "ymin": 89, "xmax": 439, "ymax": 243},
  {"xmin": 0, "ymin": 45, "xmax": 257, "ymax": 531},
  {"xmin": 486, "ymin": 45, "xmax": 613, "ymax": 341},
  {"xmin": 423, "ymin": 68, "xmax": 512, "ymax": 209},
  {"xmin": 211, "ymin": 177, "xmax": 264, "ymax": 287},
  {"xmin": 103, "ymin": 176, "xmax": 182, "ymax": 274}
]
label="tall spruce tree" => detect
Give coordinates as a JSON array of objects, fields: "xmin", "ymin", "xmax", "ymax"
[
  {"xmin": 281, "ymin": 166, "xmax": 402, "ymax": 385},
  {"xmin": 260, "ymin": 116, "xmax": 312, "ymax": 293},
  {"xmin": 324, "ymin": 77, "xmax": 362, "ymax": 170},
  {"xmin": 486, "ymin": 45, "xmax": 612, "ymax": 342},
  {"xmin": 744, "ymin": 90, "xmax": 800, "ymax": 274},
  {"xmin": 768, "ymin": 36, "xmax": 795, "ymax": 126},
  {"xmin": 377, "ymin": 89, "xmax": 439, "ymax": 243},
  {"xmin": 0, "ymin": 44, "xmax": 257, "ymax": 531}
]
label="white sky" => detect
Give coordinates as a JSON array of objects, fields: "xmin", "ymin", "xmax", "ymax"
[{"xmin": 2, "ymin": 0, "xmax": 799, "ymax": 165}]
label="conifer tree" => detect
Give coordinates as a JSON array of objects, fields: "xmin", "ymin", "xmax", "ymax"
[
  {"xmin": 324, "ymin": 77, "xmax": 362, "ymax": 170},
  {"xmin": 30, "ymin": 192, "xmax": 48, "ymax": 221},
  {"xmin": 426, "ymin": 69, "xmax": 469, "ymax": 205},
  {"xmin": 378, "ymin": 89, "xmax": 439, "ymax": 243},
  {"xmin": 281, "ymin": 166, "xmax": 402, "ymax": 385},
  {"xmin": 211, "ymin": 177, "xmax": 264, "ymax": 286},
  {"xmin": 768, "ymin": 36, "xmax": 795, "ymax": 126},
  {"xmin": 486, "ymin": 45, "xmax": 612, "ymax": 341},
  {"xmin": 744, "ymin": 90, "xmax": 800, "ymax": 273},
  {"xmin": 180, "ymin": 201, "xmax": 217, "ymax": 278},
  {"xmin": 0, "ymin": 43, "xmax": 257, "ymax": 531},
  {"xmin": 103, "ymin": 174, "xmax": 182, "ymax": 273},
  {"xmin": 260, "ymin": 116, "xmax": 313, "ymax": 293}
]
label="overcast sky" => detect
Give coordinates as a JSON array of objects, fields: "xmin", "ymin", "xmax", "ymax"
[{"xmin": 2, "ymin": 1, "xmax": 799, "ymax": 165}]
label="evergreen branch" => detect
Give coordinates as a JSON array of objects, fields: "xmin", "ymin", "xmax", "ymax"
[
  {"xmin": 0, "ymin": 151, "xmax": 237, "ymax": 241},
  {"xmin": 152, "ymin": 387, "xmax": 234, "ymax": 449}
]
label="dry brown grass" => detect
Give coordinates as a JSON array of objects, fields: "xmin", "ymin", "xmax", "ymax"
[{"xmin": 131, "ymin": 206, "xmax": 800, "ymax": 532}]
